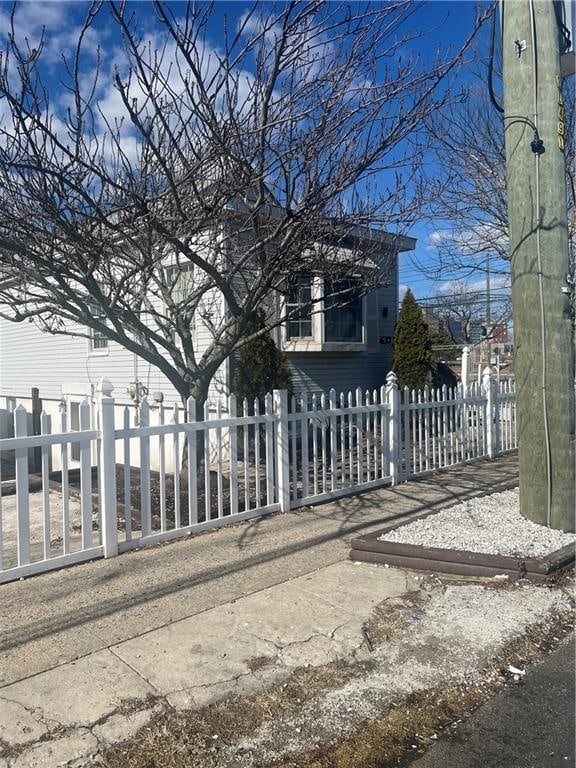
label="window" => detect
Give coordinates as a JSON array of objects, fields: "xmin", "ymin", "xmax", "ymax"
[
  {"xmin": 87, "ymin": 296, "xmax": 108, "ymax": 351},
  {"xmin": 166, "ymin": 263, "xmax": 194, "ymax": 304},
  {"xmin": 89, "ymin": 324, "xmax": 108, "ymax": 350},
  {"xmin": 286, "ymin": 273, "xmax": 313, "ymax": 339},
  {"xmin": 166, "ymin": 263, "xmax": 196, "ymax": 337},
  {"xmin": 324, "ymin": 278, "xmax": 363, "ymax": 342}
]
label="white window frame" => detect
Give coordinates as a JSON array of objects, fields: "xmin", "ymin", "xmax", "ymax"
[
  {"xmin": 164, "ymin": 259, "xmax": 198, "ymax": 348},
  {"xmin": 86, "ymin": 295, "xmax": 110, "ymax": 357},
  {"xmin": 282, "ymin": 274, "xmax": 367, "ymax": 353},
  {"xmin": 285, "ymin": 272, "xmax": 317, "ymax": 342}
]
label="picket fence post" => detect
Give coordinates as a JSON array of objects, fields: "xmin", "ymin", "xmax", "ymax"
[
  {"xmin": 97, "ymin": 377, "xmax": 118, "ymax": 557},
  {"xmin": 14, "ymin": 405, "xmax": 30, "ymax": 566},
  {"xmin": 461, "ymin": 345, "xmax": 470, "ymax": 393},
  {"xmin": 273, "ymin": 389, "xmax": 291, "ymax": 512},
  {"xmin": 482, "ymin": 366, "xmax": 497, "ymax": 459},
  {"xmin": 386, "ymin": 371, "xmax": 400, "ymax": 485}
]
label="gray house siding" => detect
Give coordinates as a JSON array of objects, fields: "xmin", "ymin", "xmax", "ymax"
[{"xmin": 286, "ymin": 280, "xmax": 397, "ymax": 397}]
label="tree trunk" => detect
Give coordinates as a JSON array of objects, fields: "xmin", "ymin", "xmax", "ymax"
[{"xmin": 178, "ymin": 380, "xmax": 210, "ymax": 480}]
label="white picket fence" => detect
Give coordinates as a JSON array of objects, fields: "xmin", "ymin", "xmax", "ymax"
[{"xmin": 0, "ymin": 370, "xmax": 516, "ymax": 584}]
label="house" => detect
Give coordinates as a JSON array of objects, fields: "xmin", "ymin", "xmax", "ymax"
[
  {"xmin": 0, "ymin": 222, "xmax": 414, "ymax": 475},
  {"xmin": 0, "ymin": 233, "xmax": 415, "ymax": 403},
  {"xmin": 0, "ymin": 225, "xmax": 415, "ymax": 453}
]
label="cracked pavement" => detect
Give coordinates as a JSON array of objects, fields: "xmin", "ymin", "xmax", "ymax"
[{"xmin": 0, "ymin": 562, "xmax": 417, "ymax": 767}]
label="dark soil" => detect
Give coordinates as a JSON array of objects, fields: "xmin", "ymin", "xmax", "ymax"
[{"xmin": 53, "ymin": 464, "xmax": 269, "ymax": 533}]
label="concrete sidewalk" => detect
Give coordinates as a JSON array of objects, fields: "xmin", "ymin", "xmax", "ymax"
[
  {"xmin": 0, "ymin": 561, "xmax": 423, "ymax": 767},
  {"xmin": 6, "ymin": 453, "xmax": 566, "ymax": 768},
  {"xmin": 0, "ymin": 455, "xmax": 519, "ymax": 685}
]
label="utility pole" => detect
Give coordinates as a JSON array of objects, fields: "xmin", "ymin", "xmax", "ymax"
[{"xmin": 502, "ymin": 0, "xmax": 575, "ymax": 531}]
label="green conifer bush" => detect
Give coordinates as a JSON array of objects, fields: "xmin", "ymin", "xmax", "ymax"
[
  {"xmin": 232, "ymin": 309, "xmax": 292, "ymax": 411},
  {"xmin": 392, "ymin": 289, "xmax": 433, "ymax": 391}
]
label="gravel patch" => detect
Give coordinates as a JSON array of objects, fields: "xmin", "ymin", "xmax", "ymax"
[{"xmin": 379, "ymin": 488, "xmax": 576, "ymax": 558}]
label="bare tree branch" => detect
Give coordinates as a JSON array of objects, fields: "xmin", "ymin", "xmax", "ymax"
[{"xmin": 0, "ymin": 1, "xmax": 489, "ymax": 408}]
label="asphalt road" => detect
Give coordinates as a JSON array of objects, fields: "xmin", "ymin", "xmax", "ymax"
[{"xmin": 409, "ymin": 635, "xmax": 575, "ymax": 768}]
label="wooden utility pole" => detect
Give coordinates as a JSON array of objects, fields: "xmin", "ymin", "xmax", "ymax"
[{"xmin": 502, "ymin": 0, "xmax": 575, "ymax": 531}]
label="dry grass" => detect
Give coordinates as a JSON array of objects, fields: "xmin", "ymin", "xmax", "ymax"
[
  {"xmin": 272, "ymin": 605, "xmax": 575, "ymax": 768},
  {"xmin": 101, "ymin": 658, "xmax": 375, "ymax": 768},
  {"xmin": 364, "ymin": 591, "xmax": 427, "ymax": 645},
  {"xmin": 272, "ymin": 685, "xmax": 488, "ymax": 768}
]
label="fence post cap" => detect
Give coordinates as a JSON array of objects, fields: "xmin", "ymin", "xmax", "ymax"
[
  {"xmin": 14, "ymin": 403, "xmax": 27, "ymax": 412},
  {"xmin": 386, "ymin": 371, "xmax": 398, "ymax": 385},
  {"xmin": 462, "ymin": 345, "xmax": 470, "ymax": 354},
  {"xmin": 482, "ymin": 366, "xmax": 492, "ymax": 377},
  {"xmin": 96, "ymin": 377, "xmax": 114, "ymax": 397}
]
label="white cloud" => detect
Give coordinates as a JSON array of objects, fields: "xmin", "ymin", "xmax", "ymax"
[
  {"xmin": 237, "ymin": 10, "xmax": 283, "ymax": 45},
  {"xmin": 426, "ymin": 224, "xmax": 508, "ymax": 257},
  {"xmin": 0, "ymin": 3, "xmax": 102, "ymax": 64},
  {"xmin": 437, "ymin": 276, "xmax": 511, "ymax": 294},
  {"xmin": 426, "ymin": 230, "xmax": 449, "ymax": 249}
]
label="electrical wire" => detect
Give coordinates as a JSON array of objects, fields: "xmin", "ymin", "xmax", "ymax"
[
  {"xmin": 553, "ymin": 0, "xmax": 572, "ymax": 54},
  {"xmin": 488, "ymin": 4, "xmax": 504, "ymax": 114},
  {"xmin": 528, "ymin": 0, "xmax": 553, "ymax": 528}
]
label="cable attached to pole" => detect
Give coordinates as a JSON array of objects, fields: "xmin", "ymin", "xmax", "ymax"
[
  {"xmin": 488, "ymin": 4, "xmax": 504, "ymax": 114},
  {"xmin": 528, "ymin": 0, "xmax": 553, "ymax": 528}
]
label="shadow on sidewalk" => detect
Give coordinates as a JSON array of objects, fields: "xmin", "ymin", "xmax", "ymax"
[{"xmin": 0, "ymin": 456, "xmax": 518, "ymax": 662}]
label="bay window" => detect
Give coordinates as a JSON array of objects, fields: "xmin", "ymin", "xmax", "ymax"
[{"xmin": 284, "ymin": 272, "xmax": 365, "ymax": 349}]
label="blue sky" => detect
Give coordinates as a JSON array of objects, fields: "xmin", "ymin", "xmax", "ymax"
[{"xmin": 0, "ymin": 0, "xmax": 496, "ymax": 303}]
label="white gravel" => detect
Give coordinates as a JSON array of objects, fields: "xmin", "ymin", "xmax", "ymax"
[{"xmin": 379, "ymin": 488, "xmax": 576, "ymax": 558}]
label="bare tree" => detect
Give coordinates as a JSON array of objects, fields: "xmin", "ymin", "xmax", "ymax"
[
  {"xmin": 0, "ymin": 1, "xmax": 489, "ymax": 413},
  {"xmin": 417, "ymin": 43, "xmax": 575, "ymax": 285},
  {"xmin": 428, "ymin": 279, "xmax": 512, "ymax": 345}
]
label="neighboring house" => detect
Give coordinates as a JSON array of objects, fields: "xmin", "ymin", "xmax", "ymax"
[{"xmin": 0, "ymin": 227, "xmax": 415, "ymax": 421}]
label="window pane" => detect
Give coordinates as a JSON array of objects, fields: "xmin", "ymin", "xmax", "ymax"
[
  {"xmin": 166, "ymin": 264, "xmax": 196, "ymax": 335},
  {"xmin": 167, "ymin": 263, "xmax": 194, "ymax": 304},
  {"xmin": 324, "ymin": 278, "xmax": 362, "ymax": 342},
  {"xmin": 87, "ymin": 292, "xmax": 109, "ymax": 351},
  {"xmin": 92, "ymin": 334, "xmax": 108, "ymax": 349},
  {"xmin": 287, "ymin": 273, "xmax": 313, "ymax": 339}
]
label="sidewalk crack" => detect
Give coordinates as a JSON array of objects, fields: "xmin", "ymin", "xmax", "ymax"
[{"xmin": 107, "ymin": 647, "xmax": 161, "ymax": 695}]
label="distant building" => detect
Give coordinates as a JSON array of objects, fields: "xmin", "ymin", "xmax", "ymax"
[
  {"xmin": 490, "ymin": 323, "xmax": 508, "ymax": 344},
  {"xmin": 421, "ymin": 306, "xmax": 464, "ymax": 344},
  {"xmin": 468, "ymin": 320, "xmax": 485, "ymax": 345}
]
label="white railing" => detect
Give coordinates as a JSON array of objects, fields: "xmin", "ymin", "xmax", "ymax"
[
  {"xmin": 0, "ymin": 400, "xmax": 103, "ymax": 582},
  {"xmin": 0, "ymin": 369, "xmax": 516, "ymax": 583}
]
